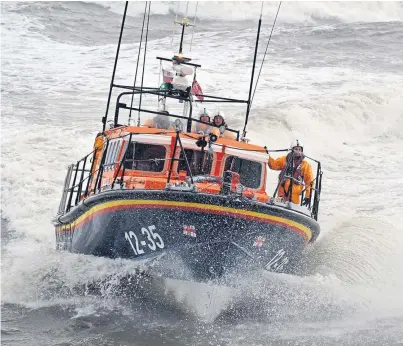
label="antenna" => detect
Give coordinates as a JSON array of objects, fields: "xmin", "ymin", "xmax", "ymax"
[
  {"xmin": 251, "ymin": 1, "xmax": 282, "ymax": 106},
  {"xmin": 242, "ymin": 16, "xmax": 262, "ymax": 139},
  {"xmin": 137, "ymin": 1, "xmax": 151, "ymax": 126},
  {"xmin": 102, "ymin": 1, "xmax": 128, "ymax": 131},
  {"xmin": 190, "ymin": 2, "xmax": 198, "ymax": 51},
  {"xmin": 243, "ymin": 1, "xmax": 282, "ymax": 138},
  {"xmin": 174, "ymin": 16, "xmax": 195, "ymax": 54}
]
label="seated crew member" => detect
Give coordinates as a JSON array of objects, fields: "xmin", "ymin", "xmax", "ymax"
[
  {"xmin": 192, "ymin": 108, "xmax": 219, "ymax": 136},
  {"xmin": 268, "ymin": 139, "xmax": 313, "ymax": 206},
  {"xmin": 212, "ymin": 110, "xmax": 236, "ymax": 139},
  {"xmin": 143, "ymin": 105, "xmax": 172, "ymax": 130},
  {"xmin": 213, "ymin": 111, "xmax": 225, "ymax": 127}
]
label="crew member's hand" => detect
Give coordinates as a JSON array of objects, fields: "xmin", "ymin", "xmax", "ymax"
[{"xmin": 302, "ymin": 197, "xmax": 311, "ymax": 207}]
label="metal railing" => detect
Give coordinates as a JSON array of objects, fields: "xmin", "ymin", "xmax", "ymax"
[
  {"xmin": 58, "ymin": 149, "xmax": 97, "ymax": 214},
  {"xmin": 59, "ymin": 133, "xmax": 323, "ymax": 221},
  {"xmin": 272, "ymin": 155, "xmax": 323, "ymax": 220},
  {"xmin": 113, "ymin": 89, "xmax": 241, "ymax": 140}
]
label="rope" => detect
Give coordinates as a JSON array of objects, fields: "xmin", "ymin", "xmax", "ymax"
[
  {"xmin": 190, "ymin": 1, "xmax": 198, "ymax": 51},
  {"xmin": 171, "ymin": 3, "xmax": 180, "ymax": 47},
  {"xmin": 251, "ymin": 1, "xmax": 282, "ymax": 107},
  {"xmin": 137, "ymin": 2, "xmax": 151, "ymax": 126},
  {"xmin": 185, "ymin": 1, "xmax": 189, "ymax": 17},
  {"xmin": 129, "ymin": 2, "xmax": 147, "ymax": 123}
]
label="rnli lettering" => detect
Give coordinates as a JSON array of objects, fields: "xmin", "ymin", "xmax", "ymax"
[{"xmin": 124, "ymin": 225, "xmax": 165, "ymax": 256}]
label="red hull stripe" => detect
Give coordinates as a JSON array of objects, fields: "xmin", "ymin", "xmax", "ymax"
[{"xmin": 57, "ymin": 200, "xmax": 312, "ymax": 241}]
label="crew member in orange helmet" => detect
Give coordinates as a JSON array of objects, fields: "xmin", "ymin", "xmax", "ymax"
[{"xmin": 268, "ymin": 139, "xmax": 313, "ymax": 206}]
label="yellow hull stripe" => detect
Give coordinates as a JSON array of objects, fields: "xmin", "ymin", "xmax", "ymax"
[{"xmin": 57, "ymin": 199, "xmax": 312, "ymax": 241}]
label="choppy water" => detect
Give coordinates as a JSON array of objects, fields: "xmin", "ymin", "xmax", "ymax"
[{"xmin": 1, "ymin": 2, "xmax": 403, "ymax": 345}]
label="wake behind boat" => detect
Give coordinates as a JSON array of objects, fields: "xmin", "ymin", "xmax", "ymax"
[{"xmin": 53, "ymin": 2, "xmax": 323, "ymax": 284}]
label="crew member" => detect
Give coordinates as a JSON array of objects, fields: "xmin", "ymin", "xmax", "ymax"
[
  {"xmin": 212, "ymin": 110, "xmax": 236, "ymax": 139},
  {"xmin": 193, "ymin": 108, "xmax": 219, "ymax": 136},
  {"xmin": 268, "ymin": 139, "xmax": 313, "ymax": 206},
  {"xmin": 143, "ymin": 105, "xmax": 172, "ymax": 130}
]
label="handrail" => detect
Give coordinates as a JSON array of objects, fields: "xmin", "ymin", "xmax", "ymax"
[
  {"xmin": 271, "ymin": 154, "xmax": 323, "ymax": 220},
  {"xmin": 111, "ymin": 133, "xmax": 132, "ymax": 189},
  {"xmin": 113, "ymin": 90, "xmax": 240, "ymax": 138},
  {"xmin": 112, "ymin": 84, "xmax": 248, "ymax": 103},
  {"xmin": 94, "ymin": 139, "xmax": 109, "ymax": 193},
  {"xmin": 60, "ymin": 133, "xmax": 322, "ymax": 221},
  {"xmin": 84, "ymin": 148, "xmax": 98, "ymax": 198}
]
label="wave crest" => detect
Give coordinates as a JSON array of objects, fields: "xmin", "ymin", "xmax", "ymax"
[{"xmin": 93, "ymin": 1, "xmax": 403, "ymax": 24}]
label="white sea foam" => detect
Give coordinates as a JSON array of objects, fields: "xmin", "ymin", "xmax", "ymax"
[
  {"xmin": 1, "ymin": 3, "xmax": 403, "ymax": 341},
  {"xmin": 96, "ymin": 1, "xmax": 403, "ymax": 24}
]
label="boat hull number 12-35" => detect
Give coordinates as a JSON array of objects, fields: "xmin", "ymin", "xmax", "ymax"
[{"xmin": 124, "ymin": 225, "xmax": 165, "ymax": 256}]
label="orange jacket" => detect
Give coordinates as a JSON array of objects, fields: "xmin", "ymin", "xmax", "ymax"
[
  {"xmin": 268, "ymin": 155, "xmax": 313, "ymax": 204},
  {"xmin": 192, "ymin": 122, "xmax": 220, "ymax": 136}
]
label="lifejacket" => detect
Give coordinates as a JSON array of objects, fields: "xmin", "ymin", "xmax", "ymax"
[
  {"xmin": 194, "ymin": 122, "xmax": 213, "ymax": 135},
  {"xmin": 279, "ymin": 153, "xmax": 304, "ymax": 197}
]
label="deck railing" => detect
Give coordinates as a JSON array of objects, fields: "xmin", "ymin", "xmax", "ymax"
[{"xmin": 59, "ymin": 133, "xmax": 322, "ymax": 220}]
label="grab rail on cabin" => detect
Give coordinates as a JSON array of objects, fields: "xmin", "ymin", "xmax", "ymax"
[
  {"xmin": 59, "ymin": 131, "xmax": 187, "ymax": 214},
  {"xmin": 59, "ymin": 133, "xmax": 322, "ymax": 221},
  {"xmin": 113, "ymin": 90, "xmax": 241, "ymax": 140}
]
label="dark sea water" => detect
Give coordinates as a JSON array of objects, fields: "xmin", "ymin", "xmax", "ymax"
[{"xmin": 2, "ymin": 2, "xmax": 403, "ymax": 345}]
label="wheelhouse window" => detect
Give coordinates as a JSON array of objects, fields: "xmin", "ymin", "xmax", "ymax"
[
  {"xmin": 124, "ymin": 142, "xmax": 166, "ymax": 172},
  {"xmin": 104, "ymin": 140, "xmax": 121, "ymax": 171},
  {"xmin": 178, "ymin": 149, "xmax": 213, "ymax": 176},
  {"xmin": 224, "ymin": 156, "xmax": 262, "ymax": 189}
]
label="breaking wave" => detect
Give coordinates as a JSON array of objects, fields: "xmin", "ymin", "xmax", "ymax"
[
  {"xmin": 1, "ymin": 3, "xmax": 403, "ymax": 344},
  {"xmin": 95, "ymin": 1, "xmax": 403, "ymax": 23}
]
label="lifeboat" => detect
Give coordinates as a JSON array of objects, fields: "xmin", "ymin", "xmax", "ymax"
[{"xmin": 53, "ymin": 3, "xmax": 323, "ymax": 284}]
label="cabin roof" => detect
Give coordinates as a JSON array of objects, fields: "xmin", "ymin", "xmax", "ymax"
[{"xmin": 104, "ymin": 126, "xmax": 267, "ymax": 153}]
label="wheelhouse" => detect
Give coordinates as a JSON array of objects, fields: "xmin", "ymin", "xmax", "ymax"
[{"xmin": 88, "ymin": 127, "xmax": 269, "ymax": 199}]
